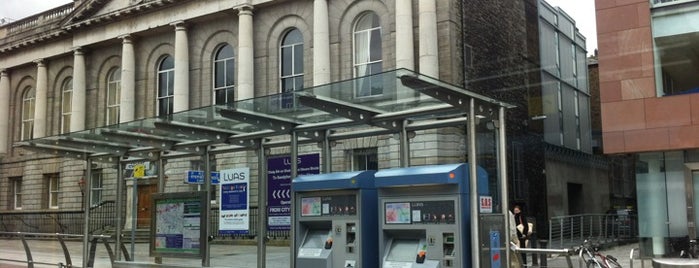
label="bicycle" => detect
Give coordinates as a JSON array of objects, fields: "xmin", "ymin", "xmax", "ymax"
[
  {"xmin": 577, "ymin": 240, "xmax": 622, "ymax": 268},
  {"xmin": 680, "ymin": 239, "xmax": 698, "ymax": 258}
]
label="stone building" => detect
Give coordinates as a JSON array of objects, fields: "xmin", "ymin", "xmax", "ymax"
[
  {"xmin": 0, "ymin": 0, "xmax": 608, "ymax": 249},
  {"xmin": 0, "ymin": 0, "xmax": 472, "ymax": 229}
]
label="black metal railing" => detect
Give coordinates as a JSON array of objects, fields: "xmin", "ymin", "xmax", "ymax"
[
  {"xmin": 549, "ymin": 213, "xmax": 639, "ymax": 248},
  {"xmin": 0, "ymin": 201, "xmax": 117, "ymax": 235},
  {"xmin": 0, "ymin": 203, "xmax": 290, "ymax": 240}
]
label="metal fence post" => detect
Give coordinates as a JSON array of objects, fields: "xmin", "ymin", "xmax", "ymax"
[{"xmin": 539, "ymin": 239, "xmax": 548, "ymax": 267}]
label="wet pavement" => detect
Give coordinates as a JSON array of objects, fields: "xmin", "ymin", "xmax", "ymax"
[
  {"xmin": 0, "ymin": 240, "xmax": 290, "ymax": 268},
  {"xmin": 0, "ymin": 239, "xmax": 655, "ymax": 268}
]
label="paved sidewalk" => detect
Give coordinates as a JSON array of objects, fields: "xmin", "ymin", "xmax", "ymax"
[
  {"xmin": 0, "ymin": 239, "xmax": 649, "ymax": 268},
  {"xmin": 526, "ymin": 242, "xmax": 647, "ymax": 268},
  {"xmin": 0, "ymin": 239, "xmax": 290, "ymax": 268}
]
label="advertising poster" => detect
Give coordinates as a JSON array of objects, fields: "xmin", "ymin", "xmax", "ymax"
[
  {"xmin": 267, "ymin": 154, "xmax": 320, "ymax": 230},
  {"xmin": 219, "ymin": 167, "xmax": 250, "ymax": 234}
]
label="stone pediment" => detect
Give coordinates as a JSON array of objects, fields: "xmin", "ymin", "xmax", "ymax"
[
  {"xmin": 63, "ymin": 0, "xmax": 111, "ymax": 24},
  {"xmin": 61, "ymin": 0, "xmax": 185, "ymax": 30}
]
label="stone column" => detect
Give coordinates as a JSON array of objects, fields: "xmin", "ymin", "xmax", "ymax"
[
  {"xmin": 172, "ymin": 21, "xmax": 189, "ymax": 112},
  {"xmin": 396, "ymin": 0, "xmax": 415, "ymax": 71},
  {"xmin": 120, "ymin": 35, "xmax": 135, "ymax": 123},
  {"xmin": 313, "ymin": 0, "xmax": 330, "ymax": 85},
  {"xmin": 0, "ymin": 70, "xmax": 9, "ymax": 153},
  {"xmin": 419, "ymin": 0, "xmax": 439, "ymax": 78},
  {"xmin": 237, "ymin": 5, "xmax": 254, "ymax": 100},
  {"xmin": 34, "ymin": 59, "xmax": 48, "ymax": 138},
  {"xmin": 71, "ymin": 48, "xmax": 86, "ymax": 132}
]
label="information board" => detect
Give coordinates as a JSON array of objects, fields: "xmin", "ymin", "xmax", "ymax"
[
  {"xmin": 150, "ymin": 191, "xmax": 206, "ymax": 258},
  {"xmin": 267, "ymin": 154, "xmax": 320, "ymax": 230},
  {"xmin": 219, "ymin": 167, "xmax": 250, "ymax": 234}
]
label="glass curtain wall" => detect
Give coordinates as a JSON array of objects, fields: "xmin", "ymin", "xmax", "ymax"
[{"xmin": 637, "ymin": 151, "xmax": 691, "ymax": 257}]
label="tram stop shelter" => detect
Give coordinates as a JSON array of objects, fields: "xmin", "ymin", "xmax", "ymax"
[{"xmin": 15, "ymin": 69, "xmax": 514, "ymax": 268}]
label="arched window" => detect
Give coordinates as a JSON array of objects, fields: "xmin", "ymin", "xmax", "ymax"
[
  {"xmin": 280, "ymin": 28, "xmax": 304, "ymax": 93},
  {"xmin": 106, "ymin": 68, "xmax": 121, "ymax": 125},
  {"xmin": 157, "ymin": 56, "xmax": 174, "ymax": 116},
  {"xmin": 213, "ymin": 44, "xmax": 235, "ymax": 105},
  {"xmin": 21, "ymin": 87, "xmax": 35, "ymax": 140},
  {"xmin": 353, "ymin": 12, "xmax": 383, "ymax": 97},
  {"xmin": 61, "ymin": 77, "xmax": 73, "ymax": 134},
  {"xmin": 279, "ymin": 28, "xmax": 303, "ymax": 109}
]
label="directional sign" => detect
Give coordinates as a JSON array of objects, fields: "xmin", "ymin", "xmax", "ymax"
[
  {"xmin": 185, "ymin": 170, "xmax": 220, "ymax": 184},
  {"xmin": 267, "ymin": 154, "xmax": 320, "ymax": 231},
  {"xmin": 271, "ymin": 189, "xmax": 290, "ymax": 200}
]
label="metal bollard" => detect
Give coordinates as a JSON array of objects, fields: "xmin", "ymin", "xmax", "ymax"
[
  {"xmin": 531, "ymin": 232, "xmax": 538, "ymax": 265},
  {"xmin": 539, "ymin": 239, "xmax": 548, "ymax": 267}
]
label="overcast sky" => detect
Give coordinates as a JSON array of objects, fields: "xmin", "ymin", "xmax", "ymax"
[
  {"xmin": 0, "ymin": 0, "xmax": 72, "ymax": 22},
  {"xmin": 545, "ymin": 0, "xmax": 598, "ymax": 55},
  {"xmin": 0, "ymin": 0, "xmax": 598, "ymax": 54}
]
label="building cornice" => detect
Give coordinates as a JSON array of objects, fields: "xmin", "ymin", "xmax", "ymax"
[{"xmin": 0, "ymin": 0, "xmax": 186, "ymax": 54}]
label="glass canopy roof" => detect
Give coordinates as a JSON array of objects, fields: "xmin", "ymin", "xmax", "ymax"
[{"xmin": 15, "ymin": 69, "xmax": 514, "ymax": 163}]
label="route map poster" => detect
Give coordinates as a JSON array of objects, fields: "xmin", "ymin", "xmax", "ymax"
[
  {"xmin": 219, "ymin": 167, "xmax": 250, "ymax": 234},
  {"xmin": 150, "ymin": 192, "xmax": 206, "ymax": 257}
]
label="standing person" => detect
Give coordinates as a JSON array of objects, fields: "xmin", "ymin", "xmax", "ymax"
[{"xmin": 513, "ymin": 205, "xmax": 529, "ymax": 265}]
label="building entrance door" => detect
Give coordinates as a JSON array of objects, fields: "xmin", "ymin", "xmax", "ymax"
[{"xmin": 137, "ymin": 184, "xmax": 157, "ymax": 228}]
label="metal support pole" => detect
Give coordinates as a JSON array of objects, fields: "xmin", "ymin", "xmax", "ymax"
[
  {"xmin": 19, "ymin": 233, "xmax": 34, "ymax": 268},
  {"xmin": 399, "ymin": 119, "xmax": 410, "ymax": 167},
  {"xmin": 257, "ymin": 139, "xmax": 267, "ymax": 268},
  {"xmin": 156, "ymin": 155, "xmax": 165, "ymax": 265},
  {"xmin": 289, "ymin": 131, "xmax": 298, "ymax": 268},
  {"xmin": 115, "ymin": 159, "xmax": 124, "ymax": 261},
  {"xmin": 158, "ymin": 156, "xmax": 165, "ymax": 192},
  {"xmin": 322, "ymin": 129, "xmax": 332, "ymax": 173},
  {"xmin": 203, "ymin": 146, "xmax": 211, "ymax": 267},
  {"xmin": 468, "ymin": 99, "xmax": 480, "ymax": 268},
  {"xmin": 130, "ymin": 178, "xmax": 137, "ymax": 261},
  {"xmin": 498, "ymin": 106, "xmax": 510, "ymax": 266},
  {"xmin": 83, "ymin": 158, "xmax": 93, "ymax": 267}
]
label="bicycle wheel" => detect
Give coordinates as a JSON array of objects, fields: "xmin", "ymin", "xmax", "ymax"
[
  {"xmin": 605, "ymin": 255, "xmax": 622, "ymax": 268},
  {"xmin": 586, "ymin": 259, "xmax": 603, "ymax": 268}
]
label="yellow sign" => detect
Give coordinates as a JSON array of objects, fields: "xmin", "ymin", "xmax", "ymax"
[{"xmin": 134, "ymin": 164, "xmax": 145, "ymax": 178}]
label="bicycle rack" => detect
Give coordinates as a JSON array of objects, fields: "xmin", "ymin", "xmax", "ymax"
[
  {"xmin": 630, "ymin": 247, "xmax": 654, "ymax": 268},
  {"xmin": 0, "ymin": 231, "xmax": 130, "ymax": 267}
]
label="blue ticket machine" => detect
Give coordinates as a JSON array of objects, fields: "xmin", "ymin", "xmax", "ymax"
[
  {"xmin": 291, "ymin": 170, "xmax": 378, "ymax": 268},
  {"xmin": 374, "ymin": 163, "xmax": 488, "ymax": 268}
]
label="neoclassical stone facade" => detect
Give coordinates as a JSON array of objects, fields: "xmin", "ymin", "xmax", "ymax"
[{"xmin": 0, "ymin": 0, "xmax": 466, "ymax": 213}]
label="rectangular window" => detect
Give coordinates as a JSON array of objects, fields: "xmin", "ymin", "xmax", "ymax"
[
  {"xmin": 352, "ymin": 148, "xmax": 378, "ymax": 171},
  {"xmin": 511, "ymin": 142, "xmax": 527, "ymax": 200},
  {"xmin": 46, "ymin": 173, "xmax": 60, "ymax": 209},
  {"xmin": 91, "ymin": 170, "xmax": 103, "ymax": 206},
  {"xmin": 10, "ymin": 177, "xmax": 22, "ymax": 210},
  {"xmin": 652, "ymin": 12, "xmax": 699, "ymax": 96}
]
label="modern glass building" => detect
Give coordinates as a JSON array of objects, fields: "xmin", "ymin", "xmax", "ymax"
[{"xmin": 597, "ymin": 0, "xmax": 699, "ymax": 257}]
